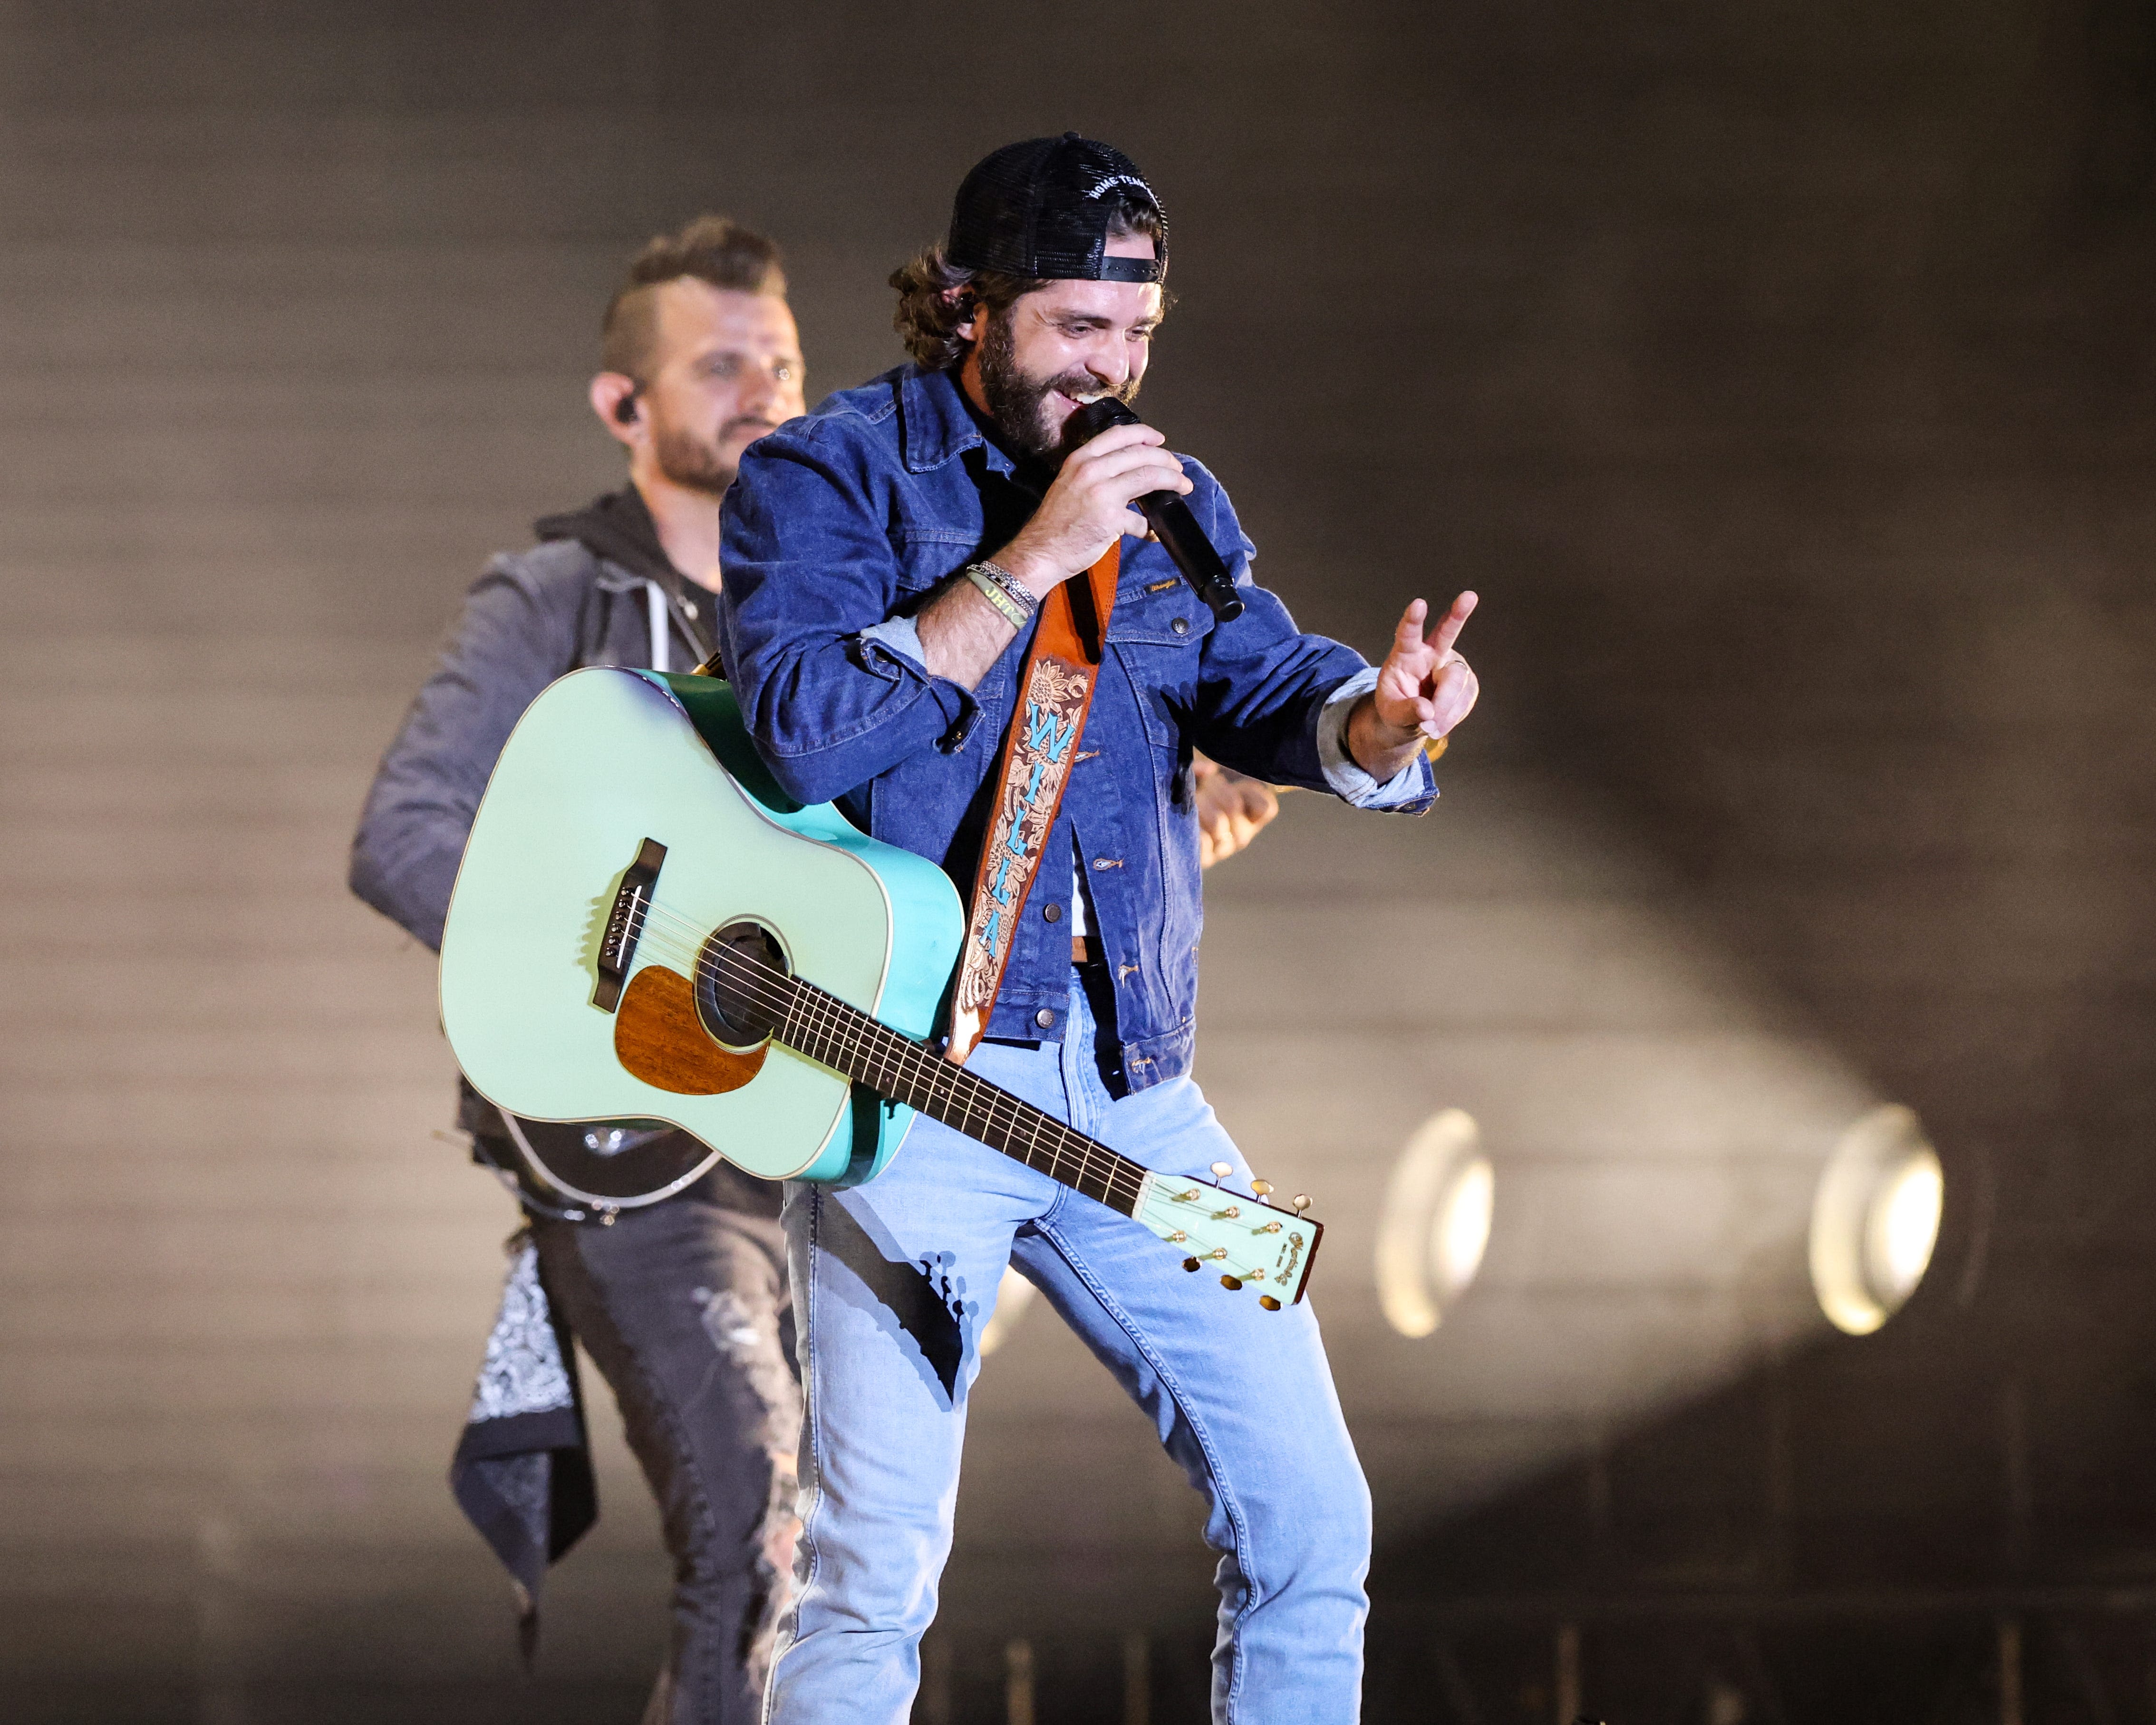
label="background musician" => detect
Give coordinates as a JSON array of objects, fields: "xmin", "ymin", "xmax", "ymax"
[{"xmin": 351, "ymin": 215, "xmax": 808, "ymax": 1724}]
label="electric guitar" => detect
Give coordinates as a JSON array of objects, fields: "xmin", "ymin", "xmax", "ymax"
[{"xmin": 438, "ymin": 667, "xmax": 1322, "ymax": 1306}]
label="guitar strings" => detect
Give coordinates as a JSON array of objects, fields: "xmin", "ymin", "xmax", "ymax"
[
  {"xmin": 672, "ymin": 914, "xmax": 1147, "ymax": 1216},
  {"xmin": 611, "ymin": 892, "xmax": 1148, "ymax": 1211},
  {"xmin": 625, "ymin": 902, "xmax": 1139, "ymax": 1215},
  {"xmin": 617, "ymin": 929, "xmax": 1253, "ymax": 1268},
  {"xmin": 607, "ymin": 892, "xmax": 1144, "ymax": 1210}
]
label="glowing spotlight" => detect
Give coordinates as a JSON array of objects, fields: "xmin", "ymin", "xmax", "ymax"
[
  {"xmin": 1809, "ymin": 1104, "xmax": 1944, "ymax": 1336},
  {"xmin": 977, "ymin": 1266, "xmax": 1038, "ymax": 1357},
  {"xmin": 1377, "ymin": 1109, "xmax": 1495, "ymax": 1338}
]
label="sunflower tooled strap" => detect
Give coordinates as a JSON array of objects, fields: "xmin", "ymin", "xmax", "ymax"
[{"xmin": 945, "ymin": 544, "xmax": 1120, "ymax": 1065}]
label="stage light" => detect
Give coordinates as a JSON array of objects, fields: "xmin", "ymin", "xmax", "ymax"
[
  {"xmin": 978, "ymin": 1266, "xmax": 1038, "ymax": 1357},
  {"xmin": 1377, "ymin": 1108, "xmax": 1495, "ymax": 1338},
  {"xmin": 1808, "ymin": 1104, "xmax": 1943, "ymax": 1336}
]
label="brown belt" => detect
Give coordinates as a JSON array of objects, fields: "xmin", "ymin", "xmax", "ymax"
[{"xmin": 1072, "ymin": 936, "xmax": 1102, "ymax": 966}]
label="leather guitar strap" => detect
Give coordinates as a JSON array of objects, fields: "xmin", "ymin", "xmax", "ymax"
[{"xmin": 946, "ymin": 544, "xmax": 1121, "ymax": 1064}]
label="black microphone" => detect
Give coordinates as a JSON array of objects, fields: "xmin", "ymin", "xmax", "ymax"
[{"xmin": 1067, "ymin": 398, "xmax": 1245, "ymax": 624}]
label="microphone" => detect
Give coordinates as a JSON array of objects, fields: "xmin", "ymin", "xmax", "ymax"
[{"xmin": 1067, "ymin": 398, "xmax": 1245, "ymax": 624}]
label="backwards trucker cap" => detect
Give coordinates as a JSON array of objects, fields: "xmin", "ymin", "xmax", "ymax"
[{"xmin": 946, "ymin": 133, "xmax": 1167, "ymax": 284}]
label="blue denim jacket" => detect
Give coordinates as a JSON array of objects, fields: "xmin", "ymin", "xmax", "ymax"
[{"xmin": 715, "ymin": 364, "xmax": 1435, "ymax": 1087}]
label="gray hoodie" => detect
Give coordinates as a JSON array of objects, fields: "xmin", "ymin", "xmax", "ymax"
[{"xmin": 350, "ymin": 487, "xmax": 713, "ymax": 951}]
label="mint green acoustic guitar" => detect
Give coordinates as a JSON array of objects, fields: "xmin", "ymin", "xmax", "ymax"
[{"xmin": 438, "ymin": 667, "xmax": 1321, "ymax": 1307}]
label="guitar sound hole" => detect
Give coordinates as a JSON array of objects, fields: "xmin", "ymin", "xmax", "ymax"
[{"xmin": 697, "ymin": 919, "xmax": 788, "ymax": 1049}]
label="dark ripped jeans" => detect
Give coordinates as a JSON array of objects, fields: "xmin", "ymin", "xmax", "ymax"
[{"xmin": 530, "ymin": 1167, "xmax": 801, "ymax": 1725}]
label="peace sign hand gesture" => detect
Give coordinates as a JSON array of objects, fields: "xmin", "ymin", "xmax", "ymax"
[{"xmin": 1346, "ymin": 591, "xmax": 1480, "ymax": 783}]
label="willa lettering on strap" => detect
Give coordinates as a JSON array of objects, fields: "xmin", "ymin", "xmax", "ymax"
[{"xmin": 947, "ymin": 544, "xmax": 1120, "ymax": 1066}]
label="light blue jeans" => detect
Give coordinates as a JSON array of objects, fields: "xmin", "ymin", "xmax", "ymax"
[{"xmin": 768, "ymin": 974, "xmax": 1370, "ymax": 1725}]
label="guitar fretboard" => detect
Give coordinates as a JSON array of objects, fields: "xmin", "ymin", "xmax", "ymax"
[{"xmin": 771, "ymin": 971, "xmax": 1148, "ymax": 1216}]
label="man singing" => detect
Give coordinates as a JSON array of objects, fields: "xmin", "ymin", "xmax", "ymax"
[{"xmin": 715, "ymin": 136, "xmax": 1480, "ymax": 1724}]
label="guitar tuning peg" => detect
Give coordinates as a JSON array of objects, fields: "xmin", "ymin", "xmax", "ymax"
[
  {"xmin": 1210, "ymin": 1161, "xmax": 1232, "ymax": 1179},
  {"xmin": 1291, "ymin": 1194, "xmax": 1312, "ymax": 1215},
  {"xmin": 1220, "ymin": 1274, "xmax": 1243, "ymax": 1291},
  {"xmin": 1182, "ymin": 1257, "xmax": 1201, "ymax": 1272},
  {"xmin": 1258, "ymin": 1295, "xmax": 1281, "ymax": 1311},
  {"xmin": 1249, "ymin": 1178, "xmax": 1273, "ymax": 1196}
]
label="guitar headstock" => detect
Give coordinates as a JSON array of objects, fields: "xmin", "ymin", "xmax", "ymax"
[{"xmin": 1132, "ymin": 1165, "xmax": 1323, "ymax": 1308}]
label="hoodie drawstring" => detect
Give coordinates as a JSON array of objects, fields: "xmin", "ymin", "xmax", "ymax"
[{"xmin": 647, "ymin": 581, "xmax": 671, "ymax": 675}]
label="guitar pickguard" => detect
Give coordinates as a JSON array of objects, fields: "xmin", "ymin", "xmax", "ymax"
[{"xmin": 613, "ymin": 965, "xmax": 768, "ymax": 1095}]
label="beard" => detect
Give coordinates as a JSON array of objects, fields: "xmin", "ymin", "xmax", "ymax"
[
  {"xmin": 975, "ymin": 308, "xmax": 1140, "ymax": 464},
  {"xmin": 652, "ymin": 418, "xmax": 743, "ymax": 498}
]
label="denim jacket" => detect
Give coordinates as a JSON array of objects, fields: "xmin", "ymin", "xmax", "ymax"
[{"xmin": 715, "ymin": 364, "xmax": 1436, "ymax": 1088}]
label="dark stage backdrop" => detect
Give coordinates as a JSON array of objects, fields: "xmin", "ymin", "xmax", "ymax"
[{"xmin": 3, "ymin": 3, "xmax": 2153, "ymax": 1722}]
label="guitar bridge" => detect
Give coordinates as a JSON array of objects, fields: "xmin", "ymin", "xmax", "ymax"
[{"xmin": 593, "ymin": 837, "xmax": 667, "ymax": 1013}]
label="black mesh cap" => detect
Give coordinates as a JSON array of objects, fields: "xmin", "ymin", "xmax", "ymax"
[{"xmin": 946, "ymin": 134, "xmax": 1166, "ymax": 284}]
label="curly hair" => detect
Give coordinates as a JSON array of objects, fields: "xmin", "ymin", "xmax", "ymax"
[
  {"xmin": 889, "ymin": 194, "xmax": 1166, "ymax": 370},
  {"xmin": 601, "ymin": 214, "xmax": 787, "ymax": 379}
]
